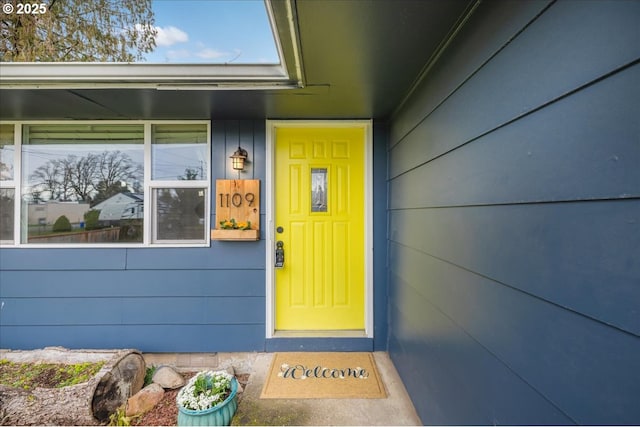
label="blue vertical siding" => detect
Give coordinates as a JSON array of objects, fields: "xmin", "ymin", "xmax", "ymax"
[
  {"xmin": 372, "ymin": 120, "xmax": 389, "ymax": 351},
  {"xmin": 387, "ymin": 1, "xmax": 640, "ymax": 425},
  {"xmin": 0, "ymin": 120, "xmax": 268, "ymax": 352}
]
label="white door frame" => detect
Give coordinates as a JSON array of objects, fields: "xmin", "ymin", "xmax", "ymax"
[{"xmin": 265, "ymin": 120, "xmax": 374, "ymax": 338}]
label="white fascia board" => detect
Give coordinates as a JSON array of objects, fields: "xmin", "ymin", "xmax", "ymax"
[{"xmin": 0, "ymin": 63, "xmax": 300, "ymax": 89}]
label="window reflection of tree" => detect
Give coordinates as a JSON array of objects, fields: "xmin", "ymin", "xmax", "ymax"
[
  {"xmin": 156, "ymin": 168, "xmax": 205, "ymax": 240},
  {"xmin": 24, "ymin": 148, "xmax": 143, "ymax": 242},
  {"xmin": 0, "ymin": 190, "xmax": 14, "ymax": 241},
  {"xmin": 28, "ymin": 150, "xmax": 142, "ymax": 204}
]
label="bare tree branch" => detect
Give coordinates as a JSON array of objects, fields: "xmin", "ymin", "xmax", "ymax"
[{"xmin": 1, "ymin": 0, "xmax": 156, "ymax": 62}]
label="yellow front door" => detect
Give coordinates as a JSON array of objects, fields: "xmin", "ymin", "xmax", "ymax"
[{"xmin": 275, "ymin": 126, "xmax": 365, "ymax": 330}]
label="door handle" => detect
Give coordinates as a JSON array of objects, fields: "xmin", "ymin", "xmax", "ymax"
[{"xmin": 275, "ymin": 241, "xmax": 285, "ymax": 268}]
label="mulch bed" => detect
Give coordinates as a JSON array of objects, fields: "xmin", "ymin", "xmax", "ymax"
[
  {"xmin": 132, "ymin": 373, "xmax": 250, "ymax": 426},
  {"xmin": 132, "ymin": 387, "xmax": 181, "ymax": 426}
]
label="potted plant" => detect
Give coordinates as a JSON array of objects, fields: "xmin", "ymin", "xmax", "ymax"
[{"xmin": 176, "ymin": 370, "xmax": 239, "ymax": 426}]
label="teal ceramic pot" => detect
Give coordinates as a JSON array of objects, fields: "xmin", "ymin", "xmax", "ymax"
[{"xmin": 177, "ymin": 377, "xmax": 238, "ymax": 426}]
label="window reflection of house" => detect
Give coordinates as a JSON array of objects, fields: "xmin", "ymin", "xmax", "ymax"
[
  {"xmin": 92, "ymin": 193, "xmax": 143, "ymax": 226},
  {"xmin": 27, "ymin": 201, "xmax": 90, "ymax": 226}
]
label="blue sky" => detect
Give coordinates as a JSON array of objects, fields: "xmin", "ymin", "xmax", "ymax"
[{"xmin": 143, "ymin": 0, "xmax": 279, "ymax": 64}]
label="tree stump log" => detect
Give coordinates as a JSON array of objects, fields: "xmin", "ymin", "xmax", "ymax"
[{"xmin": 0, "ymin": 347, "xmax": 146, "ymax": 426}]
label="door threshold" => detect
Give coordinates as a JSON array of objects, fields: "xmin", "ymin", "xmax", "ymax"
[{"xmin": 273, "ymin": 330, "xmax": 367, "ymax": 338}]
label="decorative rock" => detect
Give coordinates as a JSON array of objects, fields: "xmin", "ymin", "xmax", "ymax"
[
  {"xmin": 126, "ymin": 383, "xmax": 164, "ymax": 417},
  {"xmin": 225, "ymin": 366, "xmax": 236, "ymax": 377},
  {"xmin": 152, "ymin": 365, "xmax": 185, "ymax": 389}
]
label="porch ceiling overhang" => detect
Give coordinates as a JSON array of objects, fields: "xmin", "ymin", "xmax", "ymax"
[{"xmin": 0, "ymin": 0, "xmax": 472, "ymax": 120}]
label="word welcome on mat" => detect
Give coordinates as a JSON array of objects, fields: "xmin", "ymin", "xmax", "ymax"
[{"xmin": 260, "ymin": 352, "xmax": 386, "ymax": 399}]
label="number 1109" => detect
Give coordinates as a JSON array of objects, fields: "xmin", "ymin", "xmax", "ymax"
[{"xmin": 219, "ymin": 192, "xmax": 255, "ymax": 208}]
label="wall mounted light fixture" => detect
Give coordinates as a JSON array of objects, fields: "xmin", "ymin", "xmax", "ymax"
[{"xmin": 230, "ymin": 146, "xmax": 248, "ymax": 171}]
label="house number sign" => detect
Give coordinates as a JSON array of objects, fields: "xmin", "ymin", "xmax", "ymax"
[
  {"xmin": 214, "ymin": 179, "xmax": 260, "ymax": 227},
  {"xmin": 212, "ymin": 179, "xmax": 260, "ymax": 240}
]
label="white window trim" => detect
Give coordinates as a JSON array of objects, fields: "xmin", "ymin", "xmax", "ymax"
[{"xmin": 0, "ymin": 120, "xmax": 211, "ymax": 248}]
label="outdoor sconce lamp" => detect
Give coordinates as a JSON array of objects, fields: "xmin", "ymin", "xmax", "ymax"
[{"xmin": 230, "ymin": 146, "xmax": 248, "ymax": 171}]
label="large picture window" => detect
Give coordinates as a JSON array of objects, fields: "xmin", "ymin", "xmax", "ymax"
[{"xmin": 0, "ymin": 121, "xmax": 210, "ymax": 247}]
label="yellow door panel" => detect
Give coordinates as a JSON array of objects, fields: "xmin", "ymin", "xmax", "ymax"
[{"xmin": 275, "ymin": 127, "xmax": 365, "ymax": 330}]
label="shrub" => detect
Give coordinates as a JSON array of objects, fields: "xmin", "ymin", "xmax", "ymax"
[
  {"xmin": 143, "ymin": 365, "xmax": 157, "ymax": 387},
  {"xmin": 84, "ymin": 209, "xmax": 100, "ymax": 230},
  {"xmin": 52, "ymin": 215, "xmax": 72, "ymax": 232}
]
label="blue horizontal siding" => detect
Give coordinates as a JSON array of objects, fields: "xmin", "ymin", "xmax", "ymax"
[
  {"xmin": 389, "ymin": 242, "xmax": 640, "ymax": 424},
  {"xmin": 125, "ymin": 241, "xmax": 265, "ymax": 270},
  {"xmin": 387, "ymin": 297, "xmax": 573, "ymax": 425},
  {"xmin": 0, "ymin": 241, "xmax": 266, "ymax": 271},
  {"xmin": 390, "ymin": 200, "xmax": 640, "ymax": 335},
  {"xmin": 387, "ymin": 0, "xmax": 640, "ymax": 425},
  {"xmin": 390, "ymin": 0, "xmax": 640, "ymax": 178},
  {"xmin": 390, "ymin": 65, "xmax": 640, "ymax": 208},
  {"xmin": 0, "ymin": 269, "xmax": 264, "ymax": 297},
  {"xmin": 1, "ymin": 325, "xmax": 265, "ymax": 352},
  {"xmin": 0, "ymin": 248, "xmax": 127, "ymax": 270},
  {"xmin": 1, "ymin": 297, "xmax": 264, "ymax": 326},
  {"xmin": 391, "ymin": 0, "xmax": 552, "ymax": 146}
]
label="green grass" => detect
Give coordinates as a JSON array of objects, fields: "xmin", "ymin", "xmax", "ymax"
[{"xmin": 0, "ymin": 359, "xmax": 105, "ymax": 390}]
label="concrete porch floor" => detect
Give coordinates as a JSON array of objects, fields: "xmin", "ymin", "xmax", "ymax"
[{"xmin": 143, "ymin": 352, "xmax": 422, "ymax": 426}]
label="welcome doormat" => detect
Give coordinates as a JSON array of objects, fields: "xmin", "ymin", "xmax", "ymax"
[{"xmin": 260, "ymin": 352, "xmax": 386, "ymax": 399}]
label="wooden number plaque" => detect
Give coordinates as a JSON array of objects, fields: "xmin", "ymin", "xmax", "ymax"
[{"xmin": 211, "ymin": 179, "xmax": 260, "ymax": 241}]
